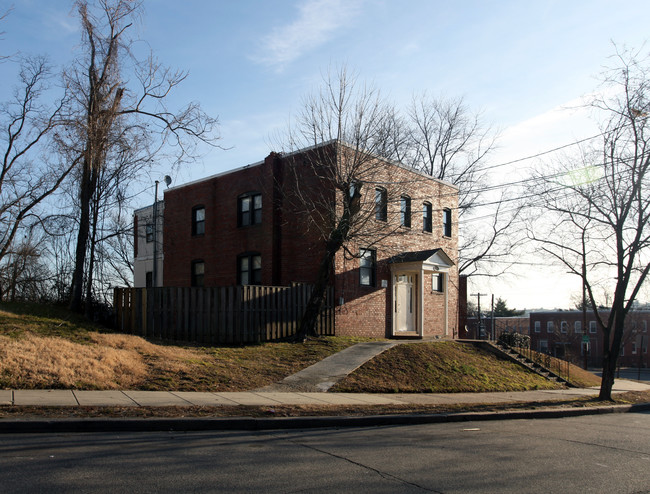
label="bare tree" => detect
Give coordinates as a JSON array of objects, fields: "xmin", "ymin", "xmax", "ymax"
[
  {"xmin": 399, "ymin": 93, "xmax": 523, "ymax": 277},
  {"xmin": 0, "ymin": 56, "xmax": 72, "ymax": 275},
  {"xmin": 62, "ymin": 0, "xmax": 219, "ymax": 314},
  {"xmin": 529, "ymin": 46, "xmax": 650, "ymax": 400},
  {"xmin": 279, "ymin": 68, "xmax": 410, "ymax": 339}
]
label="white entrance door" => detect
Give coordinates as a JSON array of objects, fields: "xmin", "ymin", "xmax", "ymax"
[{"xmin": 394, "ymin": 274, "xmax": 416, "ymax": 333}]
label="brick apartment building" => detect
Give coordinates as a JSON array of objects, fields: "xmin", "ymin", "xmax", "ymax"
[
  {"xmin": 529, "ymin": 310, "xmax": 649, "ymax": 367},
  {"xmin": 134, "ymin": 141, "xmax": 460, "ymax": 339}
]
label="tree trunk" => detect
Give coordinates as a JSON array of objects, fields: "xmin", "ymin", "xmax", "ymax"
[
  {"xmin": 69, "ymin": 161, "xmax": 94, "ymax": 312},
  {"xmin": 295, "ymin": 246, "xmax": 337, "ymax": 341},
  {"xmin": 598, "ymin": 309, "xmax": 626, "ymax": 401},
  {"xmin": 599, "ymin": 343, "xmax": 616, "ymax": 401},
  {"xmin": 294, "ymin": 187, "xmax": 360, "ymax": 341}
]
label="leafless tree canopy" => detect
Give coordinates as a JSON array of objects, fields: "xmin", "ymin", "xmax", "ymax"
[
  {"xmin": 0, "ymin": 56, "xmax": 72, "ymax": 298},
  {"xmin": 277, "ymin": 68, "xmax": 412, "ymax": 338},
  {"xmin": 529, "ymin": 45, "xmax": 650, "ymax": 400},
  {"xmin": 63, "ymin": 0, "xmax": 220, "ymax": 314}
]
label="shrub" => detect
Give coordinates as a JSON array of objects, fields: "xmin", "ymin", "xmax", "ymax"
[{"xmin": 498, "ymin": 332, "xmax": 530, "ymax": 349}]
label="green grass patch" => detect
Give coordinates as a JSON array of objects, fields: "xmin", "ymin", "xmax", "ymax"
[{"xmin": 331, "ymin": 341, "xmax": 567, "ymax": 393}]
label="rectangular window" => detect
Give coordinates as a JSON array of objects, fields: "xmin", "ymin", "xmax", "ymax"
[
  {"xmin": 644, "ymin": 321, "xmax": 648, "ymax": 333},
  {"xmin": 191, "ymin": 260, "xmax": 204, "ymax": 287},
  {"xmin": 238, "ymin": 254, "xmax": 261, "ymax": 285},
  {"xmin": 359, "ymin": 248, "xmax": 376, "ymax": 287},
  {"xmin": 443, "ymin": 208, "xmax": 452, "ymax": 237},
  {"xmin": 574, "ymin": 321, "xmax": 582, "ymax": 334},
  {"xmin": 375, "ymin": 188, "xmax": 387, "ymax": 222},
  {"xmin": 589, "ymin": 321, "xmax": 597, "ymax": 334},
  {"xmin": 145, "ymin": 271, "xmax": 153, "ymax": 288},
  {"xmin": 192, "ymin": 206, "xmax": 205, "ymax": 236},
  {"xmin": 238, "ymin": 193, "xmax": 262, "ymax": 226},
  {"xmin": 632, "ymin": 341, "xmax": 638, "ymax": 354},
  {"xmin": 423, "ymin": 202, "xmax": 432, "ymax": 232},
  {"xmin": 534, "ymin": 321, "xmax": 541, "ymax": 333},
  {"xmin": 547, "ymin": 321, "xmax": 554, "ymax": 333},
  {"xmin": 146, "ymin": 223, "xmax": 154, "ymax": 243},
  {"xmin": 432, "ymin": 273, "xmax": 444, "ymax": 293},
  {"xmin": 561, "ymin": 321, "xmax": 568, "ymax": 333},
  {"xmin": 400, "ymin": 196, "xmax": 411, "ymax": 227},
  {"xmin": 539, "ymin": 340, "xmax": 548, "ymax": 353}
]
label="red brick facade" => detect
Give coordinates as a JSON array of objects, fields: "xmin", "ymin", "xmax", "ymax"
[
  {"xmin": 529, "ymin": 310, "xmax": 650, "ymax": 368},
  {"xmin": 156, "ymin": 142, "xmax": 460, "ymax": 339}
]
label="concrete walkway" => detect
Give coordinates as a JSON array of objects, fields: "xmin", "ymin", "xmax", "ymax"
[
  {"xmin": 255, "ymin": 340, "xmax": 398, "ymax": 392},
  {"xmin": 1, "ymin": 380, "xmax": 648, "ymax": 408}
]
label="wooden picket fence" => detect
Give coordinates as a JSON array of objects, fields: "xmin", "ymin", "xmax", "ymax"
[{"xmin": 113, "ymin": 284, "xmax": 334, "ymax": 345}]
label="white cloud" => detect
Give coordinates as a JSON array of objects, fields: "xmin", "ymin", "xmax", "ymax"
[{"xmin": 253, "ymin": 0, "xmax": 364, "ymax": 69}]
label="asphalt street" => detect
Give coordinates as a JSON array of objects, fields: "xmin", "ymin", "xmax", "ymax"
[{"xmin": 1, "ymin": 411, "xmax": 648, "ymax": 493}]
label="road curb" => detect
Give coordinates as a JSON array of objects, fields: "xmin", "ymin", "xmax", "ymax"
[{"xmin": 1, "ymin": 402, "xmax": 648, "ymax": 434}]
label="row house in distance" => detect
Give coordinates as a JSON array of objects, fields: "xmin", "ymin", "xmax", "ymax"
[
  {"xmin": 134, "ymin": 141, "xmax": 460, "ymax": 339},
  {"xmin": 529, "ymin": 310, "xmax": 650, "ymax": 368}
]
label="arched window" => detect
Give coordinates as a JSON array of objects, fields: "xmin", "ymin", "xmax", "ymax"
[
  {"xmin": 423, "ymin": 202, "xmax": 432, "ymax": 232},
  {"xmin": 400, "ymin": 195, "xmax": 411, "ymax": 227},
  {"xmin": 375, "ymin": 188, "xmax": 387, "ymax": 221}
]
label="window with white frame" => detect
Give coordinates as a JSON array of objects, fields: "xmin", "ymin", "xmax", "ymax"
[
  {"xmin": 561, "ymin": 321, "xmax": 568, "ymax": 333},
  {"xmin": 359, "ymin": 248, "xmax": 376, "ymax": 287},
  {"xmin": 534, "ymin": 321, "xmax": 541, "ymax": 333},
  {"xmin": 574, "ymin": 321, "xmax": 581, "ymax": 334},
  {"xmin": 547, "ymin": 321, "xmax": 554, "ymax": 333},
  {"xmin": 589, "ymin": 321, "xmax": 597, "ymax": 333}
]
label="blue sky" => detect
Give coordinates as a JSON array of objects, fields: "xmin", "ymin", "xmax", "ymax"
[{"xmin": 2, "ymin": 0, "xmax": 649, "ymax": 308}]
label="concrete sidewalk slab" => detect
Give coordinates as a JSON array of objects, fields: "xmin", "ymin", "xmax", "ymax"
[
  {"xmin": 294, "ymin": 393, "xmax": 394, "ymax": 405},
  {"xmin": 14, "ymin": 390, "xmax": 78, "ymax": 406},
  {"xmin": 122, "ymin": 391, "xmax": 194, "ymax": 407},
  {"xmin": 170, "ymin": 392, "xmax": 240, "ymax": 406},
  {"xmin": 212, "ymin": 392, "xmax": 283, "ymax": 406},
  {"xmin": 250, "ymin": 392, "xmax": 331, "ymax": 405},
  {"xmin": 0, "ymin": 390, "xmax": 12, "ymax": 405},
  {"xmin": 74, "ymin": 391, "xmax": 138, "ymax": 407},
  {"xmin": 334, "ymin": 393, "xmax": 406, "ymax": 405}
]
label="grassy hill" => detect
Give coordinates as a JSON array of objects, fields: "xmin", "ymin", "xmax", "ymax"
[
  {"xmin": 0, "ymin": 302, "xmax": 601, "ymax": 393},
  {"xmin": 331, "ymin": 341, "xmax": 601, "ymax": 393}
]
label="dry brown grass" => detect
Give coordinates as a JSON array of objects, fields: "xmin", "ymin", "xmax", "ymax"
[
  {"xmin": 0, "ymin": 333, "xmax": 147, "ymax": 389},
  {"xmin": 0, "ymin": 304, "xmax": 365, "ymax": 391}
]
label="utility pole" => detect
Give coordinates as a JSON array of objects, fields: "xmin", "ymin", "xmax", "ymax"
[
  {"xmin": 582, "ymin": 262, "xmax": 588, "ymax": 370},
  {"xmin": 470, "ymin": 293, "xmax": 488, "ymax": 339},
  {"xmin": 153, "ymin": 180, "xmax": 159, "ymax": 288},
  {"xmin": 491, "ymin": 294, "xmax": 495, "ymax": 341}
]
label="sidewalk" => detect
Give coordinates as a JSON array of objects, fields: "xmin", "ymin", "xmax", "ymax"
[{"xmin": 2, "ymin": 379, "xmax": 648, "ymax": 408}]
